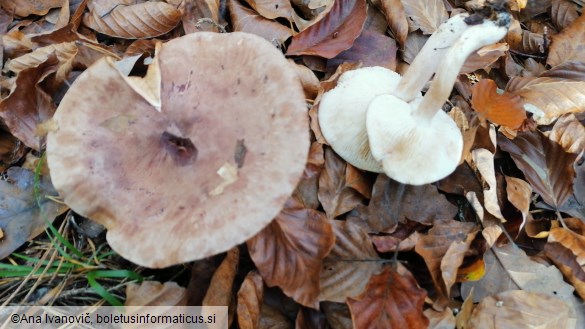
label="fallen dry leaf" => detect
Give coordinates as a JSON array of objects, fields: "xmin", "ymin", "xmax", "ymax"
[
  {"xmin": 461, "ymin": 243, "xmax": 580, "ymax": 323},
  {"xmin": 548, "ymin": 113, "xmax": 585, "ymax": 155},
  {"xmin": 326, "ymin": 29, "xmax": 397, "ymax": 71},
  {"xmin": 461, "ymin": 43, "xmax": 509, "ymax": 74},
  {"xmin": 318, "ymin": 147, "xmax": 369, "ymax": 219},
  {"xmin": 347, "ymin": 264, "xmax": 429, "ymax": 329},
  {"xmin": 545, "ymin": 241, "xmax": 585, "ymax": 300},
  {"xmin": 229, "ymin": 0, "xmax": 292, "ymax": 44},
  {"xmin": 0, "ymin": 56, "xmax": 58, "ymax": 150},
  {"xmin": 319, "ymin": 219, "xmax": 384, "ymax": 303},
  {"xmin": 355, "ymin": 174, "xmax": 458, "ymax": 233},
  {"xmin": 471, "ymin": 79, "xmax": 527, "ymax": 130},
  {"xmin": 498, "ymin": 131, "xmax": 577, "ymax": 210},
  {"xmin": 414, "ymin": 219, "xmax": 479, "ymax": 306},
  {"xmin": 125, "ymin": 281, "xmax": 187, "ymax": 306},
  {"xmin": 322, "ymin": 302, "xmax": 353, "ymax": 329},
  {"xmin": 287, "ymin": 0, "xmax": 367, "ymax": 58},
  {"xmin": 468, "ymin": 290, "xmax": 574, "ymax": 329},
  {"xmin": 550, "ymin": 0, "xmax": 579, "ymax": 31},
  {"xmin": 1, "ymin": 0, "xmax": 64, "ymax": 17},
  {"xmin": 375, "ymin": 0, "xmax": 408, "ymax": 46},
  {"xmin": 400, "ymin": 0, "xmax": 447, "ymax": 34},
  {"xmin": 548, "ymin": 12, "xmax": 585, "ymax": 67},
  {"xmin": 0, "ymin": 129, "xmax": 26, "ymax": 172},
  {"xmin": 237, "ymin": 271, "xmax": 264, "ymax": 329},
  {"xmin": 182, "ymin": 0, "xmax": 221, "ymax": 33},
  {"xmin": 203, "ymin": 247, "xmax": 239, "ymax": 307},
  {"xmin": 472, "ymin": 148, "xmax": 506, "ymax": 222},
  {"xmin": 0, "ymin": 167, "xmax": 69, "ymax": 260},
  {"xmin": 424, "ymin": 307, "xmax": 456, "ymax": 329},
  {"xmin": 83, "ymin": 1, "xmax": 182, "ymax": 39},
  {"xmin": 505, "ymin": 176, "xmax": 532, "ymax": 229},
  {"xmin": 247, "ymin": 199, "xmax": 334, "ymax": 308},
  {"xmin": 244, "ymin": 0, "xmax": 293, "ymax": 20}
]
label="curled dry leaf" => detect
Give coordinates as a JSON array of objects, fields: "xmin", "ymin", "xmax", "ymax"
[
  {"xmin": 318, "ymin": 147, "xmax": 369, "ymax": 219},
  {"xmin": 247, "ymin": 200, "xmax": 335, "ymax": 308},
  {"xmin": 355, "ymin": 174, "xmax": 458, "ymax": 233},
  {"xmin": 505, "ymin": 176, "xmax": 532, "ymax": 229},
  {"xmin": 326, "ymin": 29, "xmax": 398, "ymax": 71},
  {"xmin": 229, "ymin": 0, "xmax": 292, "ymax": 44},
  {"xmin": 550, "ymin": 0, "xmax": 579, "ymax": 31},
  {"xmin": 544, "ymin": 241, "xmax": 585, "ymax": 299},
  {"xmin": 400, "ymin": 0, "xmax": 448, "ymax": 34},
  {"xmin": 498, "ymin": 131, "xmax": 577, "ymax": 210},
  {"xmin": 0, "ymin": 55, "xmax": 57, "ymax": 150},
  {"xmin": 0, "ymin": 167, "xmax": 69, "ymax": 260},
  {"xmin": 548, "ymin": 114, "xmax": 585, "ymax": 154},
  {"xmin": 319, "ymin": 219, "xmax": 384, "ymax": 303},
  {"xmin": 237, "ymin": 271, "xmax": 264, "ymax": 329},
  {"xmin": 548, "ymin": 13, "xmax": 585, "ymax": 67},
  {"xmin": 203, "ymin": 248, "xmax": 239, "ymax": 307},
  {"xmin": 125, "ymin": 281, "xmax": 187, "ymax": 306},
  {"xmin": 288, "ymin": 59, "xmax": 320, "ymax": 100},
  {"xmin": 509, "ymin": 76, "xmax": 585, "ymax": 125},
  {"xmin": 471, "ymin": 79, "xmax": 527, "ymax": 130},
  {"xmin": 347, "ymin": 265, "xmax": 429, "ymax": 329},
  {"xmin": 83, "ymin": 1, "xmax": 182, "ymax": 39},
  {"xmin": 4, "ymin": 42, "xmax": 78, "ymax": 75},
  {"xmin": 468, "ymin": 290, "xmax": 574, "ymax": 329},
  {"xmin": 286, "ymin": 0, "xmax": 367, "ymax": 58},
  {"xmin": 182, "ymin": 0, "xmax": 221, "ymax": 33},
  {"xmin": 505, "ymin": 19, "xmax": 545, "ymax": 55},
  {"xmin": 472, "ymin": 148, "xmax": 506, "ymax": 222},
  {"xmin": 1, "ymin": 0, "xmax": 63, "ymax": 17},
  {"xmin": 244, "ymin": 0, "xmax": 293, "ymax": 20},
  {"xmin": 460, "ymin": 43, "xmax": 509, "ymax": 74},
  {"xmin": 414, "ymin": 219, "xmax": 479, "ymax": 306},
  {"xmin": 375, "ymin": 0, "xmax": 408, "ymax": 46}
]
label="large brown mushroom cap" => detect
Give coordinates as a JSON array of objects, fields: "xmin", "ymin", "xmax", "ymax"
[{"xmin": 46, "ymin": 32, "xmax": 309, "ymax": 268}]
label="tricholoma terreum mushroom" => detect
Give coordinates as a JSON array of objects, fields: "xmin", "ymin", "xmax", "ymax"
[
  {"xmin": 318, "ymin": 10, "xmax": 511, "ymax": 185},
  {"xmin": 46, "ymin": 32, "xmax": 310, "ymax": 268}
]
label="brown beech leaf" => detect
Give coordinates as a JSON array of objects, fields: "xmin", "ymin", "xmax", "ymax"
[
  {"xmin": 82, "ymin": 1, "xmax": 182, "ymax": 39},
  {"xmin": 318, "ymin": 147, "xmax": 369, "ymax": 219},
  {"xmin": 347, "ymin": 265, "xmax": 429, "ymax": 329},
  {"xmin": 247, "ymin": 200, "xmax": 335, "ymax": 308},
  {"xmin": 244, "ymin": 0, "xmax": 293, "ymax": 19},
  {"xmin": 0, "ymin": 167, "xmax": 69, "ymax": 260},
  {"xmin": 414, "ymin": 220, "xmax": 479, "ymax": 305},
  {"xmin": 550, "ymin": 0, "xmax": 579, "ymax": 31},
  {"xmin": 400, "ymin": 0, "xmax": 447, "ymax": 34},
  {"xmin": 326, "ymin": 29, "xmax": 397, "ymax": 71},
  {"xmin": 460, "ymin": 243, "xmax": 579, "ymax": 319},
  {"xmin": 0, "ymin": 129, "xmax": 26, "ymax": 172},
  {"xmin": 460, "ymin": 43, "xmax": 509, "ymax": 74},
  {"xmin": 505, "ymin": 176, "xmax": 532, "ymax": 227},
  {"xmin": 182, "ymin": 0, "xmax": 220, "ymax": 33},
  {"xmin": 545, "ymin": 241, "xmax": 585, "ymax": 299},
  {"xmin": 319, "ymin": 219, "xmax": 384, "ymax": 303},
  {"xmin": 498, "ymin": 131, "xmax": 577, "ymax": 210},
  {"xmin": 0, "ymin": 56, "xmax": 58, "ymax": 150},
  {"xmin": 286, "ymin": 0, "xmax": 367, "ymax": 58},
  {"xmin": 424, "ymin": 308, "xmax": 455, "ymax": 329},
  {"xmin": 322, "ymin": 302, "xmax": 353, "ymax": 329},
  {"xmin": 4, "ymin": 42, "xmax": 78, "ymax": 74},
  {"xmin": 468, "ymin": 290, "xmax": 573, "ymax": 329},
  {"xmin": 125, "ymin": 281, "xmax": 187, "ymax": 306},
  {"xmin": 1, "ymin": 0, "xmax": 63, "ymax": 17},
  {"xmin": 203, "ymin": 247, "xmax": 239, "ymax": 307},
  {"xmin": 471, "ymin": 79, "xmax": 527, "ymax": 130},
  {"xmin": 293, "ymin": 142, "xmax": 324, "ymax": 210},
  {"xmin": 548, "ymin": 12, "xmax": 585, "ymax": 67},
  {"xmin": 229, "ymin": 0, "xmax": 292, "ymax": 44},
  {"xmin": 376, "ymin": 0, "xmax": 408, "ymax": 46},
  {"xmin": 509, "ymin": 76, "xmax": 585, "ymax": 125},
  {"xmin": 356, "ymin": 174, "xmax": 458, "ymax": 233},
  {"xmin": 237, "ymin": 271, "xmax": 264, "ymax": 329},
  {"xmin": 548, "ymin": 114, "xmax": 585, "ymax": 154}
]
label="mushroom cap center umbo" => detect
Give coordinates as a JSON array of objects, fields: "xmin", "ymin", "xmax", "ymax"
[
  {"xmin": 366, "ymin": 94, "xmax": 463, "ymax": 185},
  {"xmin": 46, "ymin": 32, "xmax": 309, "ymax": 268}
]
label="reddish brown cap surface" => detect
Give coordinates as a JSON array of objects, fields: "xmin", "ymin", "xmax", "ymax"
[{"xmin": 47, "ymin": 32, "xmax": 309, "ymax": 268}]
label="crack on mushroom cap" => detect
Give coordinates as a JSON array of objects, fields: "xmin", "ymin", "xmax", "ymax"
[{"xmin": 46, "ymin": 32, "xmax": 309, "ymax": 268}]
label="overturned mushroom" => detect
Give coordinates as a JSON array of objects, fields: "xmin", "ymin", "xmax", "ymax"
[
  {"xmin": 318, "ymin": 13, "xmax": 473, "ymax": 172},
  {"xmin": 319, "ymin": 11, "xmax": 510, "ymax": 185},
  {"xmin": 367, "ymin": 16, "xmax": 509, "ymax": 185},
  {"xmin": 46, "ymin": 32, "xmax": 309, "ymax": 268}
]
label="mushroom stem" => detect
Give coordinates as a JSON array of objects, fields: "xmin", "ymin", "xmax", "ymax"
[
  {"xmin": 395, "ymin": 14, "xmax": 471, "ymax": 102},
  {"xmin": 414, "ymin": 15, "xmax": 510, "ymax": 123}
]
